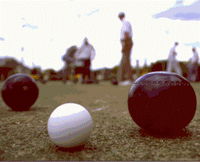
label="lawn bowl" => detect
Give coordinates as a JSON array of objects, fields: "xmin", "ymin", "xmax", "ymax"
[
  {"xmin": 128, "ymin": 71, "xmax": 196, "ymax": 135},
  {"xmin": 47, "ymin": 103, "xmax": 93, "ymax": 148},
  {"xmin": 1, "ymin": 73, "xmax": 39, "ymax": 111}
]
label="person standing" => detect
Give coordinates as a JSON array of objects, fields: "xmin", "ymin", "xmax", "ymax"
[
  {"xmin": 75, "ymin": 38, "xmax": 95, "ymax": 83},
  {"xmin": 187, "ymin": 47, "xmax": 199, "ymax": 82},
  {"xmin": 118, "ymin": 12, "xmax": 133, "ymax": 85},
  {"xmin": 62, "ymin": 46, "xmax": 77, "ymax": 83},
  {"xmin": 166, "ymin": 42, "xmax": 182, "ymax": 75}
]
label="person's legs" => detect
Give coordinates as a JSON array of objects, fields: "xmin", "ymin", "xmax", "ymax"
[
  {"xmin": 124, "ymin": 39, "xmax": 133, "ymax": 81},
  {"xmin": 190, "ymin": 64, "xmax": 198, "ymax": 81},
  {"xmin": 122, "ymin": 53, "xmax": 132, "ymax": 81},
  {"xmin": 174, "ymin": 61, "xmax": 182, "ymax": 76},
  {"xmin": 118, "ymin": 38, "xmax": 133, "ymax": 82},
  {"xmin": 85, "ymin": 59, "xmax": 91, "ymax": 81},
  {"xmin": 167, "ymin": 60, "xmax": 172, "ymax": 72},
  {"xmin": 194, "ymin": 65, "xmax": 198, "ymax": 81},
  {"xmin": 82, "ymin": 66, "xmax": 87, "ymax": 84},
  {"xmin": 62, "ymin": 64, "xmax": 68, "ymax": 83},
  {"xmin": 126, "ymin": 55, "xmax": 133, "ymax": 81},
  {"xmin": 81, "ymin": 59, "xmax": 91, "ymax": 83},
  {"xmin": 187, "ymin": 63, "xmax": 192, "ymax": 81},
  {"xmin": 118, "ymin": 55, "xmax": 126, "ymax": 82}
]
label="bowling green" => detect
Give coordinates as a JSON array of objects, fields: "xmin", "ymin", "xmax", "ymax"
[{"xmin": 0, "ymin": 81, "xmax": 200, "ymax": 161}]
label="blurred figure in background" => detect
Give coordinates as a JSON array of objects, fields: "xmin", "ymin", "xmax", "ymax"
[
  {"xmin": 62, "ymin": 46, "xmax": 77, "ymax": 83},
  {"xmin": 187, "ymin": 47, "xmax": 199, "ymax": 82},
  {"xmin": 135, "ymin": 59, "xmax": 140, "ymax": 78},
  {"xmin": 166, "ymin": 42, "xmax": 182, "ymax": 75},
  {"xmin": 118, "ymin": 12, "xmax": 133, "ymax": 86},
  {"xmin": 75, "ymin": 38, "xmax": 95, "ymax": 84}
]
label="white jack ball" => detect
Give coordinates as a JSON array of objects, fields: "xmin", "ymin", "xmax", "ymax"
[{"xmin": 47, "ymin": 103, "xmax": 93, "ymax": 148}]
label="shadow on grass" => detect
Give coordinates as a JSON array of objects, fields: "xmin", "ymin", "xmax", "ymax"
[
  {"xmin": 54, "ymin": 144, "xmax": 97, "ymax": 153},
  {"xmin": 130, "ymin": 128, "xmax": 192, "ymax": 139},
  {"xmin": 29, "ymin": 106, "xmax": 50, "ymax": 112},
  {"xmin": 0, "ymin": 106, "xmax": 49, "ymax": 118},
  {"xmin": 138, "ymin": 128, "xmax": 192, "ymax": 139},
  {"xmin": 6, "ymin": 106, "xmax": 49, "ymax": 112}
]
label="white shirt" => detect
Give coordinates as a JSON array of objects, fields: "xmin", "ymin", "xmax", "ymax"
[
  {"xmin": 190, "ymin": 51, "xmax": 199, "ymax": 64},
  {"xmin": 168, "ymin": 46, "xmax": 177, "ymax": 61},
  {"xmin": 75, "ymin": 44, "xmax": 95, "ymax": 60},
  {"xmin": 120, "ymin": 19, "xmax": 132, "ymax": 40}
]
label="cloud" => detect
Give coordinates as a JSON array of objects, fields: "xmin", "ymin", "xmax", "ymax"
[
  {"xmin": 77, "ymin": 8, "xmax": 100, "ymax": 18},
  {"xmin": 22, "ymin": 23, "xmax": 38, "ymax": 29},
  {"xmin": 154, "ymin": 0, "xmax": 200, "ymax": 20},
  {"xmin": 0, "ymin": 37, "xmax": 5, "ymax": 41},
  {"xmin": 21, "ymin": 17, "xmax": 38, "ymax": 29},
  {"xmin": 85, "ymin": 9, "xmax": 100, "ymax": 16},
  {"xmin": 185, "ymin": 41, "xmax": 200, "ymax": 48}
]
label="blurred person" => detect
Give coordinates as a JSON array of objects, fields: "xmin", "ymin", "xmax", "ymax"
[
  {"xmin": 135, "ymin": 59, "xmax": 140, "ymax": 78},
  {"xmin": 118, "ymin": 12, "xmax": 133, "ymax": 85},
  {"xmin": 74, "ymin": 38, "xmax": 95, "ymax": 83},
  {"xmin": 187, "ymin": 47, "xmax": 199, "ymax": 82},
  {"xmin": 31, "ymin": 67, "xmax": 46, "ymax": 84},
  {"xmin": 166, "ymin": 42, "xmax": 182, "ymax": 75},
  {"xmin": 62, "ymin": 46, "xmax": 77, "ymax": 83}
]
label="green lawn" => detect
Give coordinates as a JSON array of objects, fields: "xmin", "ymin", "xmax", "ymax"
[{"xmin": 0, "ymin": 81, "xmax": 200, "ymax": 161}]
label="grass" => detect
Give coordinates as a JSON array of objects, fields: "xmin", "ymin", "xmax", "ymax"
[{"xmin": 0, "ymin": 81, "xmax": 200, "ymax": 160}]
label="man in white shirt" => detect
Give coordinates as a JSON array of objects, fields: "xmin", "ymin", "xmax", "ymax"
[
  {"xmin": 166, "ymin": 42, "xmax": 182, "ymax": 75},
  {"xmin": 75, "ymin": 38, "xmax": 95, "ymax": 83},
  {"xmin": 188, "ymin": 47, "xmax": 199, "ymax": 81},
  {"xmin": 118, "ymin": 12, "xmax": 133, "ymax": 85}
]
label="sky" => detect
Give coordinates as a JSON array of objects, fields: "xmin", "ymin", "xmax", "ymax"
[{"xmin": 0, "ymin": 0, "xmax": 200, "ymax": 70}]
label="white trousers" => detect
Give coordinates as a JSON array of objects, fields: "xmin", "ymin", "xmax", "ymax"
[{"xmin": 167, "ymin": 59, "xmax": 182, "ymax": 76}]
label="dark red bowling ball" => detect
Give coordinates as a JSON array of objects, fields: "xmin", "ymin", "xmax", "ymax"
[
  {"xmin": 128, "ymin": 72, "xmax": 196, "ymax": 135},
  {"xmin": 1, "ymin": 73, "xmax": 39, "ymax": 111}
]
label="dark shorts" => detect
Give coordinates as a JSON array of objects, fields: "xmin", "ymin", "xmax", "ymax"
[{"xmin": 75, "ymin": 59, "xmax": 91, "ymax": 74}]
